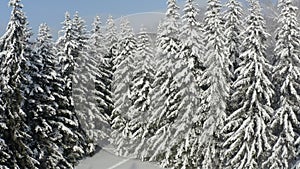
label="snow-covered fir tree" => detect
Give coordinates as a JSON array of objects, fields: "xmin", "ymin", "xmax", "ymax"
[
  {"xmin": 164, "ymin": 0, "xmax": 204, "ymax": 168},
  {"xmin": 0, "ymin": 0, "xmax": 38, "ymax": 168},
  {"xmin": 90, "ymin": 16, "xmax": 106, "ymax": 58},
  {"xmin": 98, "ymin": 15, "xmax": 118, "ymax": 120},
  {"xmin": 68, "ymin": 12, "xmax": 108, "ymax": 152},
  {"xmin": 111, "ymin": 18, "xmax": 137, "ymax": 156},
  {"xmin": 126, "ymin": 27, "xmax": 155, "ymax": 158},
  {"xmin": 145, "ymin": 0, "xmax": 182, "ymax": 166},
  {"xmin": 88, "ymin": 15, "xmax": 111, "ymax": 146},
  {"xmin": 223, "ymin": 0, "xmax": 244, "ymax": 78},
  {"xmin": 56, "ymin": 12, "xmax": 90, "ymax": 164},
  {"xmin": 90, "ymin": 15, "xmax": 111, "ymax": 124},
  {"xmin": 105, "ymin": 15, "xmax": 119, "ymax": 73},
  {"xmin": 263, "ymin": 0, "xmax": 300, "ymax": 168},
  {"xmin": 24, "ymin": 23, "xmax": 73, "ymax": 168},
  {"xmin": 222, "ymin": 0, "xmax": 274, "ymax": 168},
  {"xmin": 223, "ymin": 0, "xmax": 244, "ymax": 129},
  {"xmin": 20, "ymin": 20, "xmax": 34, "ymax": 95},
  {"xmin": 199, "ymin": 0, "xmax": 231, "ymax": 168}
]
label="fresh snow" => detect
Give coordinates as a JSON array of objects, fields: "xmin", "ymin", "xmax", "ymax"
[{"xmin": 76, "ymin": 145, "xmax": 165, "ymax": 169}]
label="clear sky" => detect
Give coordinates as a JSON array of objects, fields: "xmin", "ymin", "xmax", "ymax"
[
  {"xmin": 0, "ymin": 0, "xmax": 185, "ymax": 36},
  {"xmin": 0, "ymin": 0, "xmax": 274, "ymax": 37}
]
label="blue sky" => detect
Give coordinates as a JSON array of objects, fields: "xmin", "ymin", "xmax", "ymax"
[
  {"xmin": 0, "ymin": 0, "xmax": 274, "ymax": 37},
  {"xmin": 0, "ymin": 0, "xmax": 179, "ymax": 36}
]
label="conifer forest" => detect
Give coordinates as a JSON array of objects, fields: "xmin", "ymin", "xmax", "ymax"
[{"xmin": 0, "ymin": 0, "xmax": 300, "ymax": 168}]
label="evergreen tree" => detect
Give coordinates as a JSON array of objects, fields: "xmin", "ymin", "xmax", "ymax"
[
  {"xmin": 20, "ymin": 20, "xmax": 34, "ymax": 97},
  {"xmin": 105, "ymin": 15, "xmax": 119, "ymax": 73},
  {"xmin": 264, "ymin": 0, "xmax": 300, "ymax": 168},
  {"xmin": 199, "ymin": 0, "xmax": 230, "ymax": 168},
  {"xmin": 146, "ymin": 0, "xmax": 182, "ymax": 165},
  {"xmin": 99, "ymin": 15, "xmax": 118, "ymax": 120},
  {"xmin": 127, "ymin": 27, "xmax": 155, "ymax": 158},
  {"xmin": 223, "ymin": 0, "xmax": 274, "ymax": 168},
  {"xmin": 223, "ymin": 0, "xmax": 244, "ymax": 135},
  {"xmin": 56, "ymin": 12, "xmax": 89, "ymax": 165},
  {"xmin": 223, "ymin": 0, "xmax": 244, "ymax": 77},
  {"xmin": 68, "ymin": 11, "xmax": 106, "ymax": 153},
  {"xmin": 165, "ymin": 0, "xmax": 204, "ymax": 168},
  {"xmin": 0, "ymin": 0, "xmax": 38, "ymax": 168},
  {"xmin": 111, "ymin": 18, "xmax": 137, "ymax": 156},
  {"xmin": 89, "ymin": 16, "xmax": 112, "ymax": 146},
  {"xmin": 24, "ymin": 23, "xmax": 73, "ymax": 168}
]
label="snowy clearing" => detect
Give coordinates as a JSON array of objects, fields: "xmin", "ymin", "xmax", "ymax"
[{"xmin": 76, "ymin": 145, "xmax": 164, "ymax": 169}]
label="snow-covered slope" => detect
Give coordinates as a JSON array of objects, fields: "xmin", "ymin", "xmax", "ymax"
[{"xmin": 76, "ymin": 145, "xmax": 164, "ymax": 169}]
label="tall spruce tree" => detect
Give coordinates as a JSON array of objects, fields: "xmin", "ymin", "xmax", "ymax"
[
  {"xmin": 264, "ymin": 0, "xmax": 300, "ymax": 168},
  {"xmin": 56, "ymin": 12, "xmax": 89, "ymax": 165},
  {"xmin": 199, "ymin": 0, "xmax": 230, "ymax": 168},
  {"xmin": 223, "ymin": 0, "xmax": 244, "ymax": 77},
  {"xmin": 0, "ymin": 0, "xmax": 38, "ymax": 168},
  {"xmin": 101, "ymin": 15, "xmax": 118, "ymax": 120},
  {"xmin": 89, "ymin": 16, "xmax": 111, "ymax": 146},
  {"xmin": 222, "ymin": 0, "xmax": 274, "ymax": 168},
  {"xmin": 146, "ymin": 0, "xmax": 182, "ymax": 166},
  {"xmin": 111, "ymin": 18, "xmax": 137, "ymax": 156},
  {"xmin": 127, "ymin": 27, "xmax": 155, "ymax": 158},
  {"xmin": 25, "ymin": 23, "xmax": 72, "ymax": 168},
  {"xmin": 157, "ymin": 0, "xmax": 204, "ymax": 168},
  {"xmin": 69, "ymin": 12, "xmax": 105, "ymax": 152},
  {"xmin": 20, "ymin": 20, "xmax": 34, "ymax": 99},
  {"xmin": 105, "ymin": 15, "xmax": 119, "ymax": 73},
  {"xmin": 90, "ymin": 15, "xmax": 111, "ymax": 120},
  {"xmin": 223, "ymin": 0, "xmax": 244, "ymax": 133}
]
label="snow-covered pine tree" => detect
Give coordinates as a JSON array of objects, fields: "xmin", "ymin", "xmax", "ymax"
[
  {"xmin": 154, "ymin": 20, "xmax": 163, "ymax": 51},
  {"xmin": 145, "ymin": 0, "xmax": 182, "ymax": 165},
  {"xmin": 223, "ymin": 0, "xmax": 244, "ymax": 78},
  {"xmin": 222, "ymin": 0, "xmax": 274, "ymax": 168},
  {"xmin": 88, "ymin": 15, "xmax": 111, "ymax": 146},
  {"xmin": 223, "ymin": 0, "xmax": 244, "ymax": 133},
  {"xmin": 20, "ymin": 20, "xmax": 34, "ymax": 94},
  {"xmin": 126, "ymin": 26, "xmax": 155, "ymax": 158},
  {"xmin": 133, "ymin": 21, "xmax": 164, "ymax": 162},
  {"xmin": 111, "ymin": 18, "xmax": 137, "ymax": 156},
  {"xmin": 24, "ymin": 23, "xmax": 73, "ymax": 168},
  {"xmin": 164, "ymin": 0, "xmax": 204, "ymax": 168},
  {"xmin": 98, "ymin": 15, "xmax": 118, "ymax": 120},
  {"xmin": 263, "ymin": 0, "xmax": 300, "ymax": 168},
  {"xmin": 199, "ymin": 0, "xmax": 230, "ymax": 168},
  {"xmin": 56, "ymin": 12, "xmax": 90, "ymax": 164},
  {"xmin": 0, "ymin": 0, "xmax": 38, "ymax": 168},
  {"xmin": 69, "ymin": 11, "xmax": 107, "ymax": 153},
  {"xmin": 20, "ymin": 11, "xmax": 34, "ymax": 113},
  {"xmin": 105, "ymin": 15, "xmax": 119, "ymax": 73}
]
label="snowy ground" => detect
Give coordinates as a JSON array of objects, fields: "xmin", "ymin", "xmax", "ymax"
[{"xmin": 76, "ymin": 145, "xmax": 164, "ymax": 169}]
